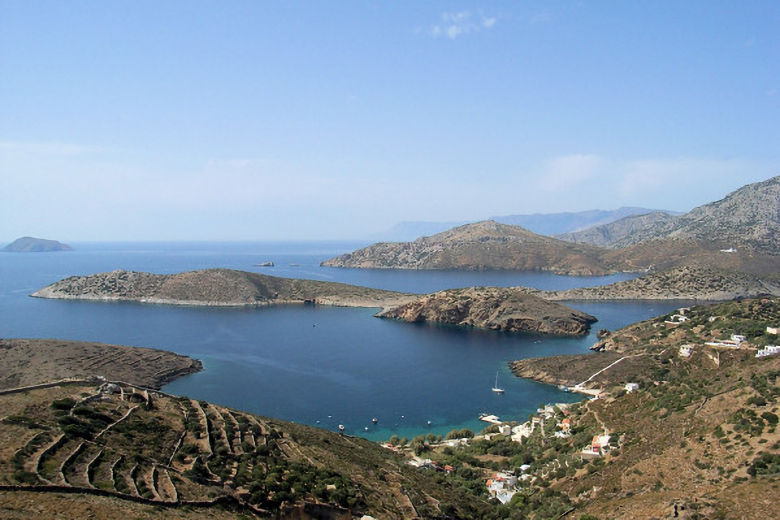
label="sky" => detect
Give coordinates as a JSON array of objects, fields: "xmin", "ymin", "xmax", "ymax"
[{"xmin": 1, "ymin": 1, "xmax": 778, "ymax": 241}]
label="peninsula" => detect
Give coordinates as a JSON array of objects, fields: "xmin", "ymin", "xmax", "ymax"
[
  {"xmin": 378, "ymin": 287, "xmax": 597, "ymax": 336},
  {"xmin": 2, "ymin": 236, "xmax": 72, "ymax": 252},
  {"xmin": 0, "ymin": 338, "xmax": 201, "ymax": 390},
  {"xmin": 32, "ymin": 269, "xmax": 602, "ymax": 336}
]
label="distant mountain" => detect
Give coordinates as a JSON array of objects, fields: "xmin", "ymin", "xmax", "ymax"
[
  {"xmin": 323, "ymin": 220, "xmax": 621, "ymax": 275},
  {"xmin": 491, "ymin": 207, "xmax": 671, "ymax": 236},
  {"xmin": 372, "ymin": 207, "xmax": 669, "ymax": 242},
  {"xmin": 2, "ymin": 236, "xmax": 72, "ymax": 252},
  {"xmin": 559, "ymin": 175, "xmax": 780, "ymax": 253},
  {"xmin": 369, "ymin": 220, "xmax": 470, "ymax": 242},
  {"xmin": 557, "ymin": 211, "xmax": 680, "ymax": 248}
]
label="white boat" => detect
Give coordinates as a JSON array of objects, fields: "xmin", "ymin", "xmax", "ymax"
[{"xmin": 492, "ymin": 372, "xmax": 505, "ymax": 394}]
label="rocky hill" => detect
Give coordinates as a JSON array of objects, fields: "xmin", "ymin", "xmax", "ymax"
[
  {"xmin": 560, "ymin": 175, "xmax": 780, "ymax": 253},
  {"xmin": 323, "ymin": 220, "xmax": 620, "ymax": 275},
  {"xmin": 377, "ymin": 287, "xmax": 597, "ymax": 335},
  {"xmin": 529, "ymin": 264, "xmax": 780, "ymax": 301},
  {"xmin": 2, "ymin": 236, "xmax": 72, "ymax": 252},
  {"xmin": 557, "ymin": 210, "xmax": 679, "ymax": 248},
  {"xmin": 32, "ymin": 269, "xmax": 415, "ymax": 309}
]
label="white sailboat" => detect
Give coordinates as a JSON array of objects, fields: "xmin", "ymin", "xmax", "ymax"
[{"xmin": 492, "ymin": 372, "xmax": 505, "ymax": 394}]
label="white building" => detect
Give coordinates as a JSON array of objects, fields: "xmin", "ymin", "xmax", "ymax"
[
  {"xmin": 665, "ymin": 314, "xmax": 689, "ymax": 324},
  {"xmin": 756, "ymin": 345, "xmax": 780, "ymax": 358},
  {"xmin": 679, "ymin": 345, "xmax": 694, "ymax": 358},
  {"xmin": 767, "ymin": 326, "xmax": 779, "ymax": 335},
  {"xmin": 625, "ymin": 382, "xmax": 640, "ymax": 392}
]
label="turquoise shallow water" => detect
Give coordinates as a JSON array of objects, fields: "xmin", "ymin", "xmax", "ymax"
[{"xmin": 0, "ymin": 242, "xmax": 685, "ymax": 440}]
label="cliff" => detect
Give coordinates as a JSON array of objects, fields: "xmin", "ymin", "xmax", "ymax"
[
  {"xmin": 377, "ymin": 286, "xmax": 597, "ymax": 336},
  {"xmin": 31, "ymin": 268, "xmax": 416, "ymax": 309}
]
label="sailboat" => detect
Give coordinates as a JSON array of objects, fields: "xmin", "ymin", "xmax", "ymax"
[{"xmin": 492, "ymin": 372, "xmax": 505, "ymax": 394}]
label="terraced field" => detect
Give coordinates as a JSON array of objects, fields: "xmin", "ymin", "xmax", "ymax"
[{"xmin": 0, "ymin": 380, "xmax": 489, "ymax": 518}]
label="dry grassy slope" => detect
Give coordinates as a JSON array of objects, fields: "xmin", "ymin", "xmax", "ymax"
[
  {"xmin": 378, "ymin": 286, "xmax": 597, "ymax": 336},
  {"xmin": 507, "ymin": 299, "xmax": 780, "ymax": 519},
  {"xmin": 322, "ymin": 220, "xmax": 621, "ymax": 275},
  {"xmin": 556, "ymin": 353, "xmax": 780, "ymax": 520},
  {"xmin": 32, "ymin": 268, "xmax": 415, "ymax": 309},
  {"xmin": 0, "ymin": 382, "xmax": 490, "ymax": 519}
]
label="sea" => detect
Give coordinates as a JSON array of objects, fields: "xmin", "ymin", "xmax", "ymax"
[{"xmin": 0, "ymin": 241, "xmax": 688, "ymax": 441}]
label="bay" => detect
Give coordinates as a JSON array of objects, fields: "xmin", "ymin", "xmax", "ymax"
[{"xmin": 0, "ymin": 241, "xmax": 683, "ymax": 440}]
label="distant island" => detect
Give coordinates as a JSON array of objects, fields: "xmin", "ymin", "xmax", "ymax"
[{"xmin": 2, "ymin": 236, "xmax": 73, "ymax": 252}]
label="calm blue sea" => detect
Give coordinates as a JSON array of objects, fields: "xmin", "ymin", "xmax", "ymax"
[{"xmin": 0, "ymin": 242, "xmax": 685, "ymax": 440}]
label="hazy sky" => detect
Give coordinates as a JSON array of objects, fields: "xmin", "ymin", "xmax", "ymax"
[{"xmin": 2, "ymin": 1, "xmax": 778, "ymax": 241}]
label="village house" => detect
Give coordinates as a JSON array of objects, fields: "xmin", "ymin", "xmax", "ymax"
[
  {"xmin": 756, "ymin": 345, "xmax": 780, "ymax": 358},
  {"xmin": 586, "ymin": 434, "xmax": 612, "ymax": 456},
  {"xmin": 511, "ymin": 422, "xmax": 533, "ymax": 443},
  {"xmin": 486, "ymin": 472, "xmax": 518, "ymax": 504},
  {"xmin": 767, "ymin": 326, "xmax": 779, "ymax": 335},
  {"xmin": 705, "ymin": 334, "xmax": 746, "ymax": 348},
  {"xmin": 625, "ymin": 382, "xmax": 640, "ymax": 392},
  {"xmin": 679, "ymin": 344, "xmax": 694, "ymax": 357},
  {"xmin": 664, "ymin": 314, "xmax": 689, "ymax": 325}
]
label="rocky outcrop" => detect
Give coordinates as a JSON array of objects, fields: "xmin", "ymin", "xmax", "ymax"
[
  {"xmin": 2, "ymin": 236, "xmax": 72, "ymax": 252},
  {"xmin": 323, "ymin": 220, "xmax": 620, "ymax": 275},
  {"xmin": 377, "ymin": 287, "xmax": 597, "ymax": 336},
  {"xmin": 32, "ymin": 269, "xmax": 416, "ymax": 309},
  {"xmin": 528, "ymin": 265, "xmax": 780, "ymax": 301}
]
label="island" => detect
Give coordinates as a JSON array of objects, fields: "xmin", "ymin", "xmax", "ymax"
[
  {"xmin": 2, "ymin": 236, "xmax": 73, "ymax": 252},
  {"xmin": 378, "ymin": 287, "xmax": 597, "ymax": 336}
]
